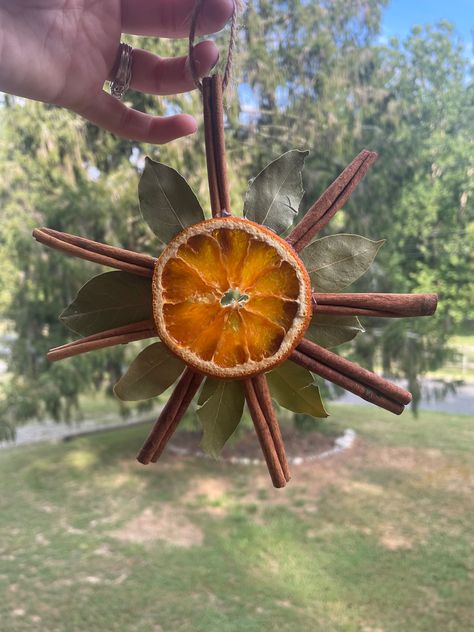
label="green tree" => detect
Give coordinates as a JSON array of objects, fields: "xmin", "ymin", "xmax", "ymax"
[
  {"xmin": 236, "ymin": 6, "xmax": 473, "ymax": 410},
  {"xmin": 347, "ymin": 24, "xmax": 474, "ymax": 407},
  {"xmin": 0, "ymin": 34, "xmax": 206, "ymax": 432}
]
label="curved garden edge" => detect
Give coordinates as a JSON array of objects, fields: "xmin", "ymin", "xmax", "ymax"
[{"xmin": 167, "ymin": 428, "xmax": 357, "ymax": 466}]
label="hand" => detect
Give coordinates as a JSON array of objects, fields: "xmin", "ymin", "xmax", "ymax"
[{"xmin": 0, "ymin": 0, "xmax": 233, "ymax": 142}]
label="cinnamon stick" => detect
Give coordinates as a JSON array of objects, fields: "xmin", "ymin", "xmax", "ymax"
[
  {"xmin": 291, "ymin": 350, "xmax": 404, "ymax": 415},
  {"xmin": 202, "ymin": 75, "xmax": 231, "ymax": 217},
  {"xmin": 286, "ymin": 150, "xmax": 378, "ymax": 252},
  {"xmin": 47, "ymin": 320, "xmax": 156, "ymax": 361},
  {"xmin": 313, "ymin": 293, "xmax": 437, "ymax": 318},
  {"xmin": 244, "ymin": 379, "xmax": 287, "ymax": 488},
  {"xmin": 211, "ymin": 74, "xmax": 231, "ymax": 214},
  {"xmin": 314, "ymin": 305, "xmax": 428, "ymax": 318},
  {"xmin": 55, "ymin": 320, "xmax": 155, "ymax": 348},
  {"xmin": 252, "ymin": 373, "xmax": 291, "ymax": 482},
  {"xmin": 150, "ymin": 371, "xmax": 204, "ymax": 463},
  {"xmin": 202, "ymin": 78, "xmax": 221, "ymax": 216},
  {"xmin": 298, "ymin": 338, "xmax": 411, "ymax": 406},
  {"xmin": 33, "ymin": 228, "xmax": 154, "ymax": 278},
  {"xmin": 137, "ymin": 369, "xmax": 202, "ymax": 465},
  {"xmin": 41, "ymin": 228, "xmax": 155, "ymax": 270}
]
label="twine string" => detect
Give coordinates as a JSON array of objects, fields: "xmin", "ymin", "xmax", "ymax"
[{"xmin": 189, "ymin": 0, "xmax": 241, "ymax": 92}]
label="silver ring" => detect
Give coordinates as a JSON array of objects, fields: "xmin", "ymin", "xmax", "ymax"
[{"xmin": 110, "ymin": 43, "xmax": 133, "ymax": 99}]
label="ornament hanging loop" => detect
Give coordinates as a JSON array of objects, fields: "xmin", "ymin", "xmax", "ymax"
[{"xmin": 188, "ymin": 0, "xmax": 240, "ymax": 92}]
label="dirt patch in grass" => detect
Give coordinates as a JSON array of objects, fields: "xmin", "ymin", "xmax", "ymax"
[
  {"xmin": 228, "ymin": 437, "xmax": 474, "ymax": 533},
  {"xmin": 339, "ymin": 480, "xmax": 385, "ymax": 496},
  {"xmin": 369, "ymin": 445, "xmax": 444, "ymax": 471},
  {"xmin": 135, "ymin": 433, "xmax": 473, "ymax": 538},
  {"xmin": 188, "ymin": 477, "xmax": 230, "ymax": 501},
  {"xmin": 177, "ymin": 443, "xmax": 354, "ymax": 519},
  {"xmin": 235, "ymin": 447, "xmax": 355, "ymax": 516},
  {"xmin": 352, "ymin": 443, "xmax": 474, "ymax": 494},
  {"xmin": 169, "ymin": 427, "xmax": 336, "ymax": 461},
  {"xmin": 183, "ymin": 477, "xmax": 231, "ymax": 516},
  {"xmin": 111, "ymin": 506, "xmax": 203, "ymax": 547},
  {"xmin": 379, "ymin": 527, "xmax": 414, "ymax": 550}
]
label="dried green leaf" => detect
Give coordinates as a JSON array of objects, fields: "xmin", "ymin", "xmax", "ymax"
[
  {"xmin": 305, "ymin": 314, "xmax": 364, "ymax": 348},
  {"xmin": 301, "ymin": 234, "xmax": 384, "ymax": 292},
  {"xmin": 139, "ymin": 157, "xmax": 205, "ymax": 244},
  {"xmin": 197, "ymin": 378, "xmax": 245, "ymax": 457},
  {"xmin": 267, "ymin": 361, "xmax": 328, "ymax": 418},
  {"xmin": 243, "ymin": 150, "xmax": 309, "ymax": 235},
  {"xmin": 60, "ymin": 271, "xmax": 152, "ymax": 336},
  {"xmin": 114, "ymin": 342, "xmax": 184, "ymax": 401}
]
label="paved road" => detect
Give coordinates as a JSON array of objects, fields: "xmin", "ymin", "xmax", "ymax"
[
  {"xmin": 0, "ymin": 412, "xmax": 156, "ymax": 450},
  {"xmin": 1, "ymin": 380, "xmax": 472, "ymax": 450},
  {"xmin": 337, "ymin": 379, "xmax": 473, "ymax": 416}
]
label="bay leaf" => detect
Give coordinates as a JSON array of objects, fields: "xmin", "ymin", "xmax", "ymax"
[
  {"xmin": 139, "ymin": 157, "xmax": 205, "ymax": 244},
  {"xmin": 267, "ymin": 361, "xmax": 328, "ymax": 418},
  {"xmin": 301, "ymin": 234, "xmax": 384, "ymax": 292},
  {"xmin": 243, "ymin": 149, "xmax": 309, "ymax": 235},
  {"xmin": 305, "ymin": 314, "xmax": 364, "ymax": 348},
  {"xmin": 197, "ymin": 378, "xmax": 245, "ymax": 457},
  {"xmin": 114, "ymin": 342, "xmax": 185, "ymax": 401},
  {"xmin": 60, "ymin": 271, "xmax": 152, "ymax": 336}
]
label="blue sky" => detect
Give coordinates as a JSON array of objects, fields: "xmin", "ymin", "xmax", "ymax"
[
  {"xmin": 382, "ymin": 0, "xmax": 474, "ymax": 44},
  {"xmin": 238, "ymin": 1, "xmax": 473, "ymax": 116}
]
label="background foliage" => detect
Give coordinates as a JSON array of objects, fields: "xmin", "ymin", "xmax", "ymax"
[{"xmin": 0, "ymin": 0, "xmax": 472, "ymax": 434}]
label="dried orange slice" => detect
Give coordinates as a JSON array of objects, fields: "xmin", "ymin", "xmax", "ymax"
[{"xmin": 152, "ymin": 217, "xmax": 312, "ymax": 378}]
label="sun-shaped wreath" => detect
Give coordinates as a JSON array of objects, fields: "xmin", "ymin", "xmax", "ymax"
[{"xmin": 33, "ymin": 75, "xmax": 437, "ymax": 488}]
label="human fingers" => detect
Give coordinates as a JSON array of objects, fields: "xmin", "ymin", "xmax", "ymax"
[
  {"xmin": 76, "ymin": 92, "xmax": 197, "ymax": 143},
  {"xmin": 121, "ymin": 0, "xmax": 234, "ymax": 38},
  {"xmin": 130, "ymin": 40, "xmax": 218, "ymax": 95}
]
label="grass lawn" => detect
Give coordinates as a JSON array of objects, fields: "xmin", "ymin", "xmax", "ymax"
[{"xmin": 0, "ymin": 404, "xmax": 473, "ymax": 632}]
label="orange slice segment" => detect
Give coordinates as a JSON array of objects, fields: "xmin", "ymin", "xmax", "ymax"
[
  {"xmin": 249, "ymin": 262, "xmax": 301, "ymax": 299},
  {"xmin": 177, "ymin": 233, "xmax": 228, "ymax": 291},
  {"xmin": 239, "ymin": 309, "xmax": 285, "ymax": 362},
  {"xmin": 163, "ymin": 301, "xmax": 222, "ymax": 347},
  {"xmin": 212, "ymin": 310, "xmax": 250, "ymax": 368},
  {"xmin": 213, "ymin": 227, "xmax": 250, "ymax": 287},
  {"xmin": 244, "ymin": 296, "xmax": 299, "ymax": 329},
  {"xmin": 161, "ymin": 257, "xmax": 218, "ymax": 304},
  {"xmin": 152, "ymin": 217, "xmax": 312, "ymax": 378}
]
